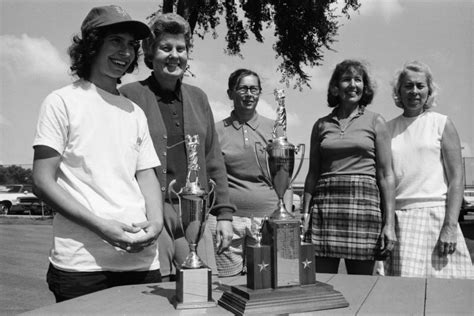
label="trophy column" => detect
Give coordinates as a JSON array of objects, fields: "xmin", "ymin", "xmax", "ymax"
[{"xmin": 169, "ymin": 135, "xmax": 216, "ymax": 309}]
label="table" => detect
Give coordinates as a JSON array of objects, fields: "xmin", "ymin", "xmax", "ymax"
[{"xmin": 22, "ymin": 274, "xmax": 473, "ymax": 315}]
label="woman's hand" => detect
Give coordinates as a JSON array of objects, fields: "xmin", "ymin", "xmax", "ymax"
[
  {"xmin": 216, "ymin": 220, "xmax": 233, "ymax": 254},
  {"xmin": 437, "ymin": 223, "xmax": 457, "ymax": 256},
  {"xmin": 377, "ymin": 224, "xmax": 397, "ymax": 259},
  {"xmin": 301, "ymin": 212, "xmax": 312, "ymax": 243}
]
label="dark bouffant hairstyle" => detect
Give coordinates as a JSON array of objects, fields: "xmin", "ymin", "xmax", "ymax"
[
  {"xmin": 327, "ymin": 59, "xmax": 376, "ymax": 107},
  {"xmin": 227, "ymin": 68, "xmax": 262, "ymax": 92},
  {"xmin": 68, "ymin": 24, "xmax": 140, "ymax": 81}
]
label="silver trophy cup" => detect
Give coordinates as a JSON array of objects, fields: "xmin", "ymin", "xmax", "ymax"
[
  {"xmin": 168, "ymin": 135, "xmax": 216, "ymax": 269},
  {"xmin": 255, "ymin": 89, "xmax": 305, "ymax": 220}
]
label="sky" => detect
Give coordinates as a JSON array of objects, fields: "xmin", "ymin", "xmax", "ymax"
[{"xmin": 1, "ymin": 0, "xmax": 473, "ymax": 170}]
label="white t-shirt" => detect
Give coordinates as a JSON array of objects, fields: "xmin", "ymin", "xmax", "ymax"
[
  {"xmin": 34, "ymin": 80, "xmax": 161, "ymax": 272},
  {"xmin": 387, "ymin": 111, "xmax": 447, "ymax": 210}
]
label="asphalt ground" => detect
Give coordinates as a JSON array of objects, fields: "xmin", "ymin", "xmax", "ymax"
[
  {"xmin": 1, "ymin": 215, "xmax": 473, "ymax": 315},
  {"xmin": 1, "ymin": 217, "xmax": 55, "ymax": 315}
]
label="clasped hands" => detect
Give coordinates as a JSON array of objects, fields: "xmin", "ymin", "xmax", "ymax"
[{"xmin": 100, "ymin": 219, "xmax": 163, "ymax": 253}]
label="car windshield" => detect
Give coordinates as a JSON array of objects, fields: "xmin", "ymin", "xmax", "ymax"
[
  {"xmin": 0, "ymin": 185, "xmax": 32, "ymax": 193},
  {"xmin": 6, "ymin": 185, "xmax": 23, "ymax": 193}
]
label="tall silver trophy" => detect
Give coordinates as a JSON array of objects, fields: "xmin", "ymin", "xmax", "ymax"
[
  {"xmin": 255, "ymin": 89, "xmax": 305, "ymax": 287},
  {"xmin": 256, "ymin": 89, "xmax": 305, "ymax": 220},
  {"xmin": 218, "ymin": 91, "xmax": 349, "ymax": 315},
  {"xmin": 168, "ymin": 134, "xmax": 216, "ymax": 309}
]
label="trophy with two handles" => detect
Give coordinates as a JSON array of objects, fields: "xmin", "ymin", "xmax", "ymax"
[
  {"xmin": 218, "ymin": 90, "xmax": 348, "ymax": 315},
  {"xmin": 168, "ymin": 134, "xmax": 217, "ymax": 309}
]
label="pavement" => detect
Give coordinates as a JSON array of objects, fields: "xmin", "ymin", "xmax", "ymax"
[{"xmin": 0, "ymin": 220, "xmax": 55, "ymax": 315}]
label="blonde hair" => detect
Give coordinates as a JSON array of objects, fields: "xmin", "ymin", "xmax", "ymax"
[{"xmin": 391, "ymin": 61, "xmax": 439, "ymax": 109}]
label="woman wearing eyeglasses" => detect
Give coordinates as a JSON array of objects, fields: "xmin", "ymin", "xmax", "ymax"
[{"xmin": 207, "ymin": 68, "xmax": 279, "ymax": 277}]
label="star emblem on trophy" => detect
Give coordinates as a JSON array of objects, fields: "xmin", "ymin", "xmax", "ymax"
[
  {"xmin": 258, "ymin": 261, "xmax": 269, "ymax": 272},
  {"xmin": 302, "ymin": 258, "xmax": 312, "ymax": 269}
]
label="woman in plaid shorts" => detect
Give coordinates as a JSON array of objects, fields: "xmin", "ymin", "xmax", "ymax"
[
  {"xmin": 384, "ymin": 61, "xmax": 473, "ymax": 278},
  {"xmin": 302, "ymin": 60, "xmax": 397, "ymax": 275}
]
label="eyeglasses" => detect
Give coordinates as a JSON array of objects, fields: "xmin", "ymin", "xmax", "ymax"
[{"xmin": 235, "ymin": 86, "xmax": 261, "ymax": 95}]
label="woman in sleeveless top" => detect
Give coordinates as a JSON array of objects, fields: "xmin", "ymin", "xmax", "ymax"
[{"xmin": 384, "ymin": 61, "xmax": 473, "ymax": 278}]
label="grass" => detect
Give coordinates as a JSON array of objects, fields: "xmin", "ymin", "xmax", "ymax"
[{"xmin": 0, "ymin": 215, "xmax": 53, "ymax": 225}]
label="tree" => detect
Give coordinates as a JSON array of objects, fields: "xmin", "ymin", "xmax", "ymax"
[
  {"xmin": 0, "ymin": 165, "xmax": 33, "ymax": 185},
  {"xmin": 150, "ymin": 0, "xmax": 361, "ymax": 89}
]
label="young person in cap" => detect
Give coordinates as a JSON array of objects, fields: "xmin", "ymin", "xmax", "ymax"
[
  {"xmin": 32, "ymin": 5, "xmax": 164, "ymax": 302},
  {"xmin": 120, "ymin": 13, "xmax": 235, "ymax": 280}
]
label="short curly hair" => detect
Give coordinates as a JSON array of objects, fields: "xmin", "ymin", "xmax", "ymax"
[
  {"xmin": 143, "ymin": 13, "xmax": 192, "ymax": 70},
  {"xmin": 391, "ymin": 60, "xmax": 438, "ymax": 110},
  {"xmin": 327, "ymin": 59, "xmax": 376, "ymax": 108},
  {"xmin": 68, "ymin": 24, "xmax": 140, "ymax": 81}
]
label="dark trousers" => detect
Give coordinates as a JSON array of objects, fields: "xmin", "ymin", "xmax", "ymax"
[{"xmin": 46, "ymin": 264, "xmax": 161, "ymax": 302}]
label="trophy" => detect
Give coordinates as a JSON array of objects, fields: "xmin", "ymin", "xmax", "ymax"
[
  {"xmin": 246, "ymin": 216, "xmax": 271, "ymax": 290},
  {"xmin": 168, "ymin": 134, "xmax": 217, "ymax": 309},
  {"xmin": 218, "ymin": 90, "xmax": 348, "ymax": 315},
  {"xmin": 256, "ymin": 89, "xmax": 305, "ymax": 288}
]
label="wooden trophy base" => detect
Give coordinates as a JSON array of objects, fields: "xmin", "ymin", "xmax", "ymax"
[
  {"xmin": 218, "ymin": 281, "xmax": 349, "ymax": 315},
  {"xmin": 172, "ymin": 266, "xmax": 216, "ymax": 310},
  {"xmin": 246, "ymin": 245, "xmax": 272, "ymax": 290}
]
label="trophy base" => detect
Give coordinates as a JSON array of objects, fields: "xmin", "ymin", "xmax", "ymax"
[
  {"xmin": 218, "ymin": 282, "xmax": 348, "ymax": 315},
  {"xmin": 299, "ymin": 242, "xmax": 316, "ymax": 285},
  {"xmin": 172, "ymin": 266, "xmax": 216, "ymax": 310},
  {"xmin": 246, "ymin": 245, "xmax": 272, "ymax": 290}
]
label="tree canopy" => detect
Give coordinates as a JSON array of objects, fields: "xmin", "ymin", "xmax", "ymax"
[
  {"xmin": 0, "ymin": 165, "xmax": 33, "ymax": 185},
  {"xmin": 151, "ymin": 0, "xmax": 361, "ymax": 89}
]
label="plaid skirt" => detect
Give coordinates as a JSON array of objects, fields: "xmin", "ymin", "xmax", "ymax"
[
  {"xmin": 384, "ymin": 205, "xmax": 474, "ymax": 279},
  {"xmin": 311, "ymin": 174, "xmax": 382, "ymax": 260}
]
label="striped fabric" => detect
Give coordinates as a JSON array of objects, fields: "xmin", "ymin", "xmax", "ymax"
[
  {"xmin": 311, "ymin": 174, "xmax": 382, "ymax": 260},
  {"xmin": 384, "ymin": 205, "xmax": 474, "ymax": 279},
  {"xmin": 207, "ymin": 215, "xmax": 265, "ymax": 277}
]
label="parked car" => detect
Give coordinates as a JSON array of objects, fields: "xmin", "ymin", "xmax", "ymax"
[
  {"xmin": 0, "ymin": 184, "xmax": 36, "ymax": 214},
  {"xmin": 17, "ymin": 195, "xmax": 54, "ymax": 216},
  {"xmin": 0, "ymin": 184, "xmax": 53, "ymax": 215},
  {"xmin": 460, "ymin": 189, "xmax": 474, "ymax": 221}
]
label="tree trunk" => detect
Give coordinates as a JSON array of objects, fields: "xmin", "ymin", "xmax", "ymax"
[{"xmin": 163, "ymin": 0, "xmax": 174, "ymax": 13}]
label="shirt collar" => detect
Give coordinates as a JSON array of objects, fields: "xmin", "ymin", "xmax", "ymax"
[
  {"xmin": 148, "ymin": 73, "xmax": 182, "ymax": 102},
  {"xmin": 330, "ymin": 105, "xmax": 366, "ymax": 120},
  {"xmin": 227, "ymin": 111, "xmax": 260, "ymax": 130}
]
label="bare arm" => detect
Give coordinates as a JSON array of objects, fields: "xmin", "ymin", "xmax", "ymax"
[
  {"xmin": 438, "ymin": 118, "xmax": 463, "ymax": 256},
  {"xmin": 374, "ymin": 115, "xmax": 397, "ymax": 253},
  {"xmin": 132, "ymin": 168, "xmax": 164, "ymax": 249},
  {"xmin": 301, "ymin": 122, "xmax": 321, "ymax": 238},
  {"xmin": 303, "ymin": 122, "xmax": 321, "ymax": 214},
  {"xmin": 32, "ymin": 145, "xmax": 140, "ymax": 251}
]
